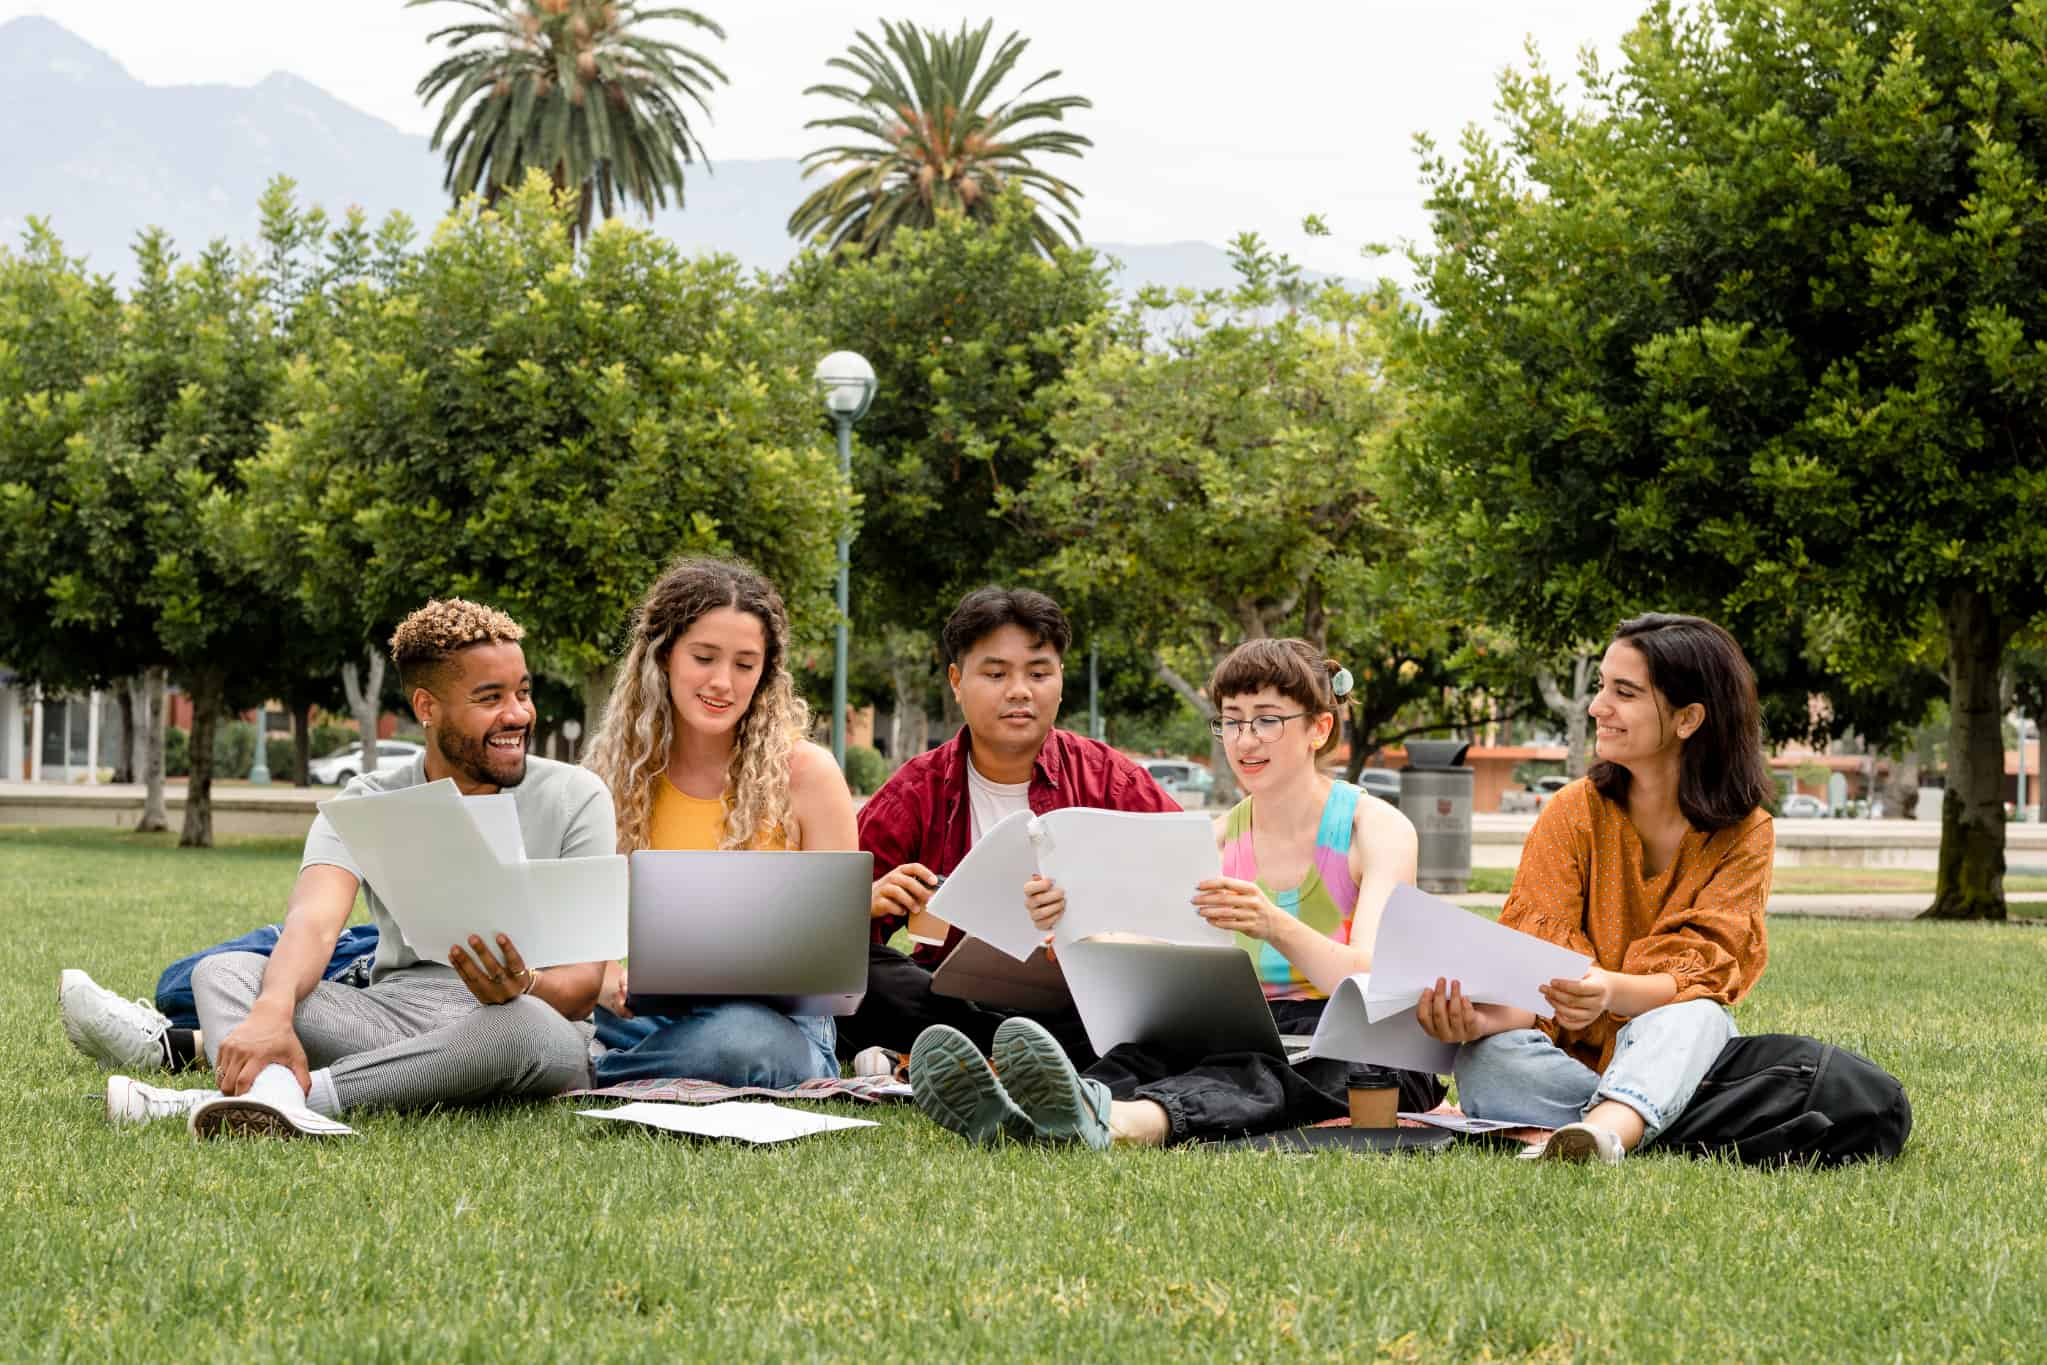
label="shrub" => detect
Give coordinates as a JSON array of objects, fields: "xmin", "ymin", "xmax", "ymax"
[
  {"xmin": 164, "ymin": 726, "xmax": 189, "ymax": 777},
  {"xmin": 843, "ymin": 744, "xmax": 892, "ymax": 796},
  {"xmin": 212, "ymin": 721, "xmax": 256, "ymax": 779}
]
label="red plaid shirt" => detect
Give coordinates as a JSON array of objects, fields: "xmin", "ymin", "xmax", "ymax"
[{"xmin": 857, "ymin": 727, "xmax": 1183, "ymax": 964}]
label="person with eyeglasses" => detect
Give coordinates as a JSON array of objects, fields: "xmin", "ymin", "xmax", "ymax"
[{"xmin": 908, "ymin": 637, "xmax": 1447, "ymax": 1149}]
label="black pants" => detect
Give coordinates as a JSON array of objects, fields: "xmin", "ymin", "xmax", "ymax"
[
  {"xmin": 1085, "ymin": 997, "xmax": 1447, "ymax": 1145},
  {"xmin": 835, "ymin": 943, "xmax": 1098, "ymax": 1068}
]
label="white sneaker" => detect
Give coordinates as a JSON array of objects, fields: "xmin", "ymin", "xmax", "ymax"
[
  {"xmin": 1534, "ymin": 1121, "xmax": 1627, "ymax": 1165},
  {"xmin": 188, "ymin": 1095, "xmax": 356, "ymax": 1140},
  {"xmin": 61, "ymin": 969, "xmax": 173, "ymax": 1073},
  {"xmin": 851, "ymin": 1046, "xmax": 905, "ymax": 1079},
  {"xmin": 107, "ymin": 1074, "xmax": 218, "ymax": 1127}
]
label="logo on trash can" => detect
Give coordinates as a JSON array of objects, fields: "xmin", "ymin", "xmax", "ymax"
[{"xmin": 1437, "ymin": 798, "xmax": 1452, "ymax": 817}]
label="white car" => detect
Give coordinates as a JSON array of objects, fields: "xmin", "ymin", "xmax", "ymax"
[
  {"xmin": 310, "ymin": 740, "xmax": 424, "ymax": 786},
  {"xmin": 1780, "ymin": 793, "xmax": 1829, "ymax": 818},
  {"xmin": 1144, "ymin": 759, "xmax": 1217, "ymax": 807}
]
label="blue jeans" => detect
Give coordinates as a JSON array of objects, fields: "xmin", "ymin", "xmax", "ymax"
[
  {"xmin": 591, "ymin": 1002, "xmax": 837, "ymax": 1087},
  {"xmin": 1453, "ymin": 998, "xmax": 1736, "ymax": 1142}
]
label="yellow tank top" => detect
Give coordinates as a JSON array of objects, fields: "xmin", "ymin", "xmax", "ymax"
[{"xmin": 648, "ymin": 775, "xmax": 789, "ymax": 851}]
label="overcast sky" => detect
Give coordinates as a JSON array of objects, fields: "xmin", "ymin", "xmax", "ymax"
[{"xmin": 3, "ymin": 0, "xmax": 1653, "ymax": 279}]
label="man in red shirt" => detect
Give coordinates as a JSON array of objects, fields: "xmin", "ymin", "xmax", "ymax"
[{"xmin": 841, "ymin": 587, "xmax": 1180, "ymax": 1063}]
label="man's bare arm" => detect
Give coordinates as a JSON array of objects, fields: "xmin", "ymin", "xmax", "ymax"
[{"xmin": 214, "ymin": 865, "xmax": 358, "ymax": 1096}]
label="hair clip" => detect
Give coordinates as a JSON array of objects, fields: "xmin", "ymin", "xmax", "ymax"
[{"xmin": 1330, "ymin": 666, "xmax": 1354, "ymax": 699}]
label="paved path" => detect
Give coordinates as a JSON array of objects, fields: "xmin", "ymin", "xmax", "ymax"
[{"xmin": 1452, "ymin": 891, "xmax": 2047, "ymax": 920}]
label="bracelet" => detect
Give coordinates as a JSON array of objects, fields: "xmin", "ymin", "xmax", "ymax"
[{"xmin": 521, "ymin": 967, "xmax": 541, "ymax": 996}]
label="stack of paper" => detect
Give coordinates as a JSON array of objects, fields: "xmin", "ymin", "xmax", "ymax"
[{"xmin": 319, "ymin": 778, "xmax": 628, "ymax": 968}]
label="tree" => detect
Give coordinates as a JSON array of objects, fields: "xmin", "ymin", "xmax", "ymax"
[
  {"xmin": 781, "ymin": 191, "xmax": 1113, "ymax": 648},
  {"xmin": 240, "ymin": 174, "xmax": 849, "ymax": 733},
  {"xmin": 1397, "ymin": 0, "xmax": 2047, "ymax": 918},
  {"xmin": 412, "ymin": 0, "xmax": 727, "ymax": 236},
  {"xmin": 1008, "ymin": 233, "xmax": 1451, "ymax": 795},
  {"xmin": 789, "ymin": 19, "xmax": 1091, "ymax": 257}
]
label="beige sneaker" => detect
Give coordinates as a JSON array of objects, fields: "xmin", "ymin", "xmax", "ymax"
[
  {"xmin": 188, "ymin": 1095, "xmax": 356, "ymax": 1140},
  {"xmin": 1533, "ymin": 1121, "xmax": 1626, "ymax": 1164},
  {"xmin": 107, "ymin": 1075, "xmax": 217, "ymax": 1127}
]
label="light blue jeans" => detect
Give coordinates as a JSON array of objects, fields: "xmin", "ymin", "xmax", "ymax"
[
  {"xmin": 591, "ymin": 1002, "xmax": 837, "ymax": 1087},
  {"xmin": 1453, "ymin": 998, "xmax": 1736, "ymax": 1142}
]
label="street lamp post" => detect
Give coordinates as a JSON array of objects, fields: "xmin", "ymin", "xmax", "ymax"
[
  {"xmin": 248, "ymin": 705, "xmax": 271, "ymax": 786},
  {"xmin": 813, "ymin": 350, "xmax": 877, "ymax": 770}
]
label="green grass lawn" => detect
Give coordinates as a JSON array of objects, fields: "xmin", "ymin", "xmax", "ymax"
[{"xmin": 3, "ymin": 826, "xmax": 2043, "ymax": 1360}]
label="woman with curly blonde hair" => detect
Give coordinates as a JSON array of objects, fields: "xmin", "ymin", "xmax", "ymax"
[{"xmin": 583, "ymin": 557, "xmax": 857, "ymax": 1086}]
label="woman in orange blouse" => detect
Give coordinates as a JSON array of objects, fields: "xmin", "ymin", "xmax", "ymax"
[{"xmin": 1417, "ymin": 614, "xmax": 1774, "ymax": 1163}]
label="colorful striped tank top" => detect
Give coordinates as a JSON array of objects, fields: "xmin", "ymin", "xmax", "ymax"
[{"xmin": 1220, "ymin": 780, "xmax": 1362, "ymax": 1000}]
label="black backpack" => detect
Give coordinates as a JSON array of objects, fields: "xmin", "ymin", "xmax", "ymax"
[{"xmin": 1651, "ymin": 1034, "xmax": 1912, "ymax": 1166}]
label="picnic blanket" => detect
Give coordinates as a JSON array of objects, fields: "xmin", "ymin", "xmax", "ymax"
[
  {"xmin": 1314, "ymin": 1105, "xmax": 1555, "ymax": 1148},
  {"xmin": 566, "ymin": 1075, "xmax": 913, "ymax": 1105}
]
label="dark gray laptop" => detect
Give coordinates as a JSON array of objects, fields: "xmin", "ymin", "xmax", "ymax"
[{"xmin": 623, "ymin": 850, "xmax": 873, "ymax": 1017}]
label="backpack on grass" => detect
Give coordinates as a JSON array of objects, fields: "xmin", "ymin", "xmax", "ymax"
[{"xmin": 1651, "ymin": 1033, "xmax": 1911, "ymax": 1166}]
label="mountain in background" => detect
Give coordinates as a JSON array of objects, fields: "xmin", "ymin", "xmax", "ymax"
[{"xmin": 0, "ymin": 15, "xmax": 1339, "ymax": 297}]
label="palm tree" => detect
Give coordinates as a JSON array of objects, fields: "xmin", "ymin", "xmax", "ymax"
[
  {"xmin": 411, "ymin": 0, "xmax": 726, "ymax": 236},
  {"xmin": 788, "ymin": 19, "xmax": 1092, "ymax": 257}
]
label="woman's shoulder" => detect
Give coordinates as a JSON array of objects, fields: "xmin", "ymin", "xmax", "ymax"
[
  {"xmin": 786, "ymin": 739, "xmax": 844, "ymax": 792},
  {"xmin": 1350, "ymin": 779, "xmax": 1417, "ymax": 852}
]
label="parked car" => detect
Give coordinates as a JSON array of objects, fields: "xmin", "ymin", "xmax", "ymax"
[
  {"xmin": 1500, "ymin": 773, "xmax": 1572, "ymax": 814},
  {"xmin": 1780, "ymin": 793, "xmax": 1829, "ymax": 818},
  {"xmin": 1358, "ymin": 769, "xmax": 1403, "ymax": 804},
  {"xmin": 1143, "ymin": 759, "xmax": 1217, "ymax": 807},
  {"xmin": 309, "ymin": 740, "xmax": 425, "ymax": 786}
]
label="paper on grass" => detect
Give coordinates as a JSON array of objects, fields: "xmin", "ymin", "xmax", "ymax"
[
  {"xmin": 923, "ymin": 810, "xmax": 1043, "ymax": 960},
  {"xmin": 1303, "ymin": 973, "xmax": 1457, "ymax": 1075},
  {"xmin": 1398, "ymin": 1110, "xmax": 1529, "ymax": 1134},
  {"xmin": 578, "ymin": 1100, "xmax": 878, "ymax": 1144},
  {"xmin": 1362, "ymin": 884, "xmax": 1592, "ymax": 1022},
  {"xmin": 1035, "ymin": 809, "xmax": 1230, "ymax": 950},
  {"xmin": 319, "ymin": 778, "xmax": 627, "ymax": 970}
]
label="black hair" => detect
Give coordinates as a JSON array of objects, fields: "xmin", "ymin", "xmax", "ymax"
[
  {"xmin": 1589, "ymin": 613, "xmax": 1774, "ymax": 832},
  {"xmin": 942, "ymin": 587, "xmax": 1072, "ymax": 665}
]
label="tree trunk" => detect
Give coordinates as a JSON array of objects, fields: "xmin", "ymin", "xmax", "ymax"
[
  {"xmin": 342, "ymin": 645, "xmax": 385, "ymax": 765},
  {"xmin": 137, "ymin": 667, "xmax": 169, "ymax": 833},
  {"xmin": 179, "ymin": 667, "xmax": 225, "ymax": 848},
  {"xmin": 1157, "ymin": 655, "xmax": 1236, "ymax": 805},
  {"xmin": 1536, "ymin": 654, "xmax": 1596, "ymax": 779},
  {"xmin": 1925, "ymin": 588, "xmax": 2008, "ymax": 920},
  {"xmin": 581, "ymin": 664, "xmax": 618, "ymax": 753},
  {"xmin": 889, "ymin": 662, "xmax": 929, "ymax": 761},
  {"xmin": 112, "ymin": 681, "xmax": 135, "ymax": 784},
  {"xmin": 291, "ymin": 701, "xmax": 312, "ymax": 787}
]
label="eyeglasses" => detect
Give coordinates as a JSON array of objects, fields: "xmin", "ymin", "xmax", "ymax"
[{"xmin": 1208, "ymin": 713, "xmax": 1308, "ymax": 742}]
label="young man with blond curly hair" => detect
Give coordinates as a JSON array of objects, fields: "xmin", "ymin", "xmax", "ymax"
[{"xmin": 70, "ymin": 599, "xmax": 616, "ymax": 1138}]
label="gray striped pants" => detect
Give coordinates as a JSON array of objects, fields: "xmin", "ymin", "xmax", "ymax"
[{"xmin": 191, "ymin": 952, "xmax": 592, "ymax": 1113}]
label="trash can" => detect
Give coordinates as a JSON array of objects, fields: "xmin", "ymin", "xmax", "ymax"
[{"xmin": 1399, "ymin": 739, "xmax": 1473, "ymax": 895}]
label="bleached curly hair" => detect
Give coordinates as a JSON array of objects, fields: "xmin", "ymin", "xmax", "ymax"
[
  {"xmin": 388, "ymin": 598, "xmax": 525, "ymax": 694},
  {"xmin": 583, "ymin": 558, "xmax": 809, "ymax": 854}
]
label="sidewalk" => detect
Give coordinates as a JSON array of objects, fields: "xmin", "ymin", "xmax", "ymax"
[{"xmin": 1452, "ymin": 891, "xmax": 2047, "ymax": 921}]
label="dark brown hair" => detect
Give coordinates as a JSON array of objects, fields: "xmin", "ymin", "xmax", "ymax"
[
  {"xmin": 1208, "ymin": 638, "xmax": 1350, "ymax": 754},
  {"xmin": 1589, "ymin": 613, "xmax": 1773, "ymax": 832},
  {"xmin": 942, "ymin": 587, "xmax": 1072, "ymax": 665},
  {"xmin": 389, "ymin": 597, "xmax": 525, "ymax": 695}
]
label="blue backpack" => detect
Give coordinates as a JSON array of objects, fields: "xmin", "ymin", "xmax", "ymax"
[{"xmin": 154, "ymin": 923, "xmax": 381, "ymax": 1029}]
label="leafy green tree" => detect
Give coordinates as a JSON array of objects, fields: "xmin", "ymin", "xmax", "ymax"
[
  {"xmin": 781, "ymin": 191, "xmax": 1112, "ymax": 651},
  {"xmin": 238, "ymin": 174, "xmax": 849, "ymax": 728},
  {"xmin": 412, "ymin": 0, "xmax": 727, "ymax": 236},
  {"xmin": 1397, "ymin": 0, "xmax": 2047, "ymax": 918},
  {"xmin": 1007, "ymin": 233, "xmax": 1453, "ymax": 797},
  {"xmin": 789, "ymin": 19, "xmax": 1091, "ymax": 256}
]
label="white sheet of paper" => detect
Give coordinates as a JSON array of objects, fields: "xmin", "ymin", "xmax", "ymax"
[
  {"xmin": 319, "ymin": 778, "xmax": 628, "ymax": 969},
  {"xmin": 1362, "ymin": 884, "xmax": 1593, "ymax": 1022},
  {"xmin": 1398, "ymin": 1110, "xmax": 1528, "ymax": 1134},
  {"xmin": 1303, "ymin": 972, "xmax": 1457, "ymax": 1074},
  {"xmin": 1036, "ymin": 809, "xmax": 1230, "ymax": 949},
  {"xmin": 462, "ymin": 794, "xmax": 525, "ymax": 864},
  {"xmin": 577, "ymin": 1100, "xmax": 878, "ymax": 1143},
  {"xmin": 923, "ymin": 809, "xmax": 1043, "ymax": 961}
]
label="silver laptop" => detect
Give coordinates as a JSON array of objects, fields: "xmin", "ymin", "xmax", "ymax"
[
  {"xmin": 624, "ymin": 850, "xmax": 873, "ymax": 1016},
  {"xmin": 1054, "ymin": 939, "xmax": 1289, "ymax": 1060}
]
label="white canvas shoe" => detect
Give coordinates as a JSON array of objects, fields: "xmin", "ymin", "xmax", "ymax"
[
  {"xmin": 106, "ymin": 1075, "xmax": 218, "ymax": 1127},
  {"xmin": 61, "ymin": 970, "xmax": 174, "ymax": 1073},
  {"xmin": 188, "ymin": 1095, "xmax": 356, "ymax": 1140},
  {"xmin": 1534, "ymin": 1121, "xmax": 1627, "ymax": 1165}
]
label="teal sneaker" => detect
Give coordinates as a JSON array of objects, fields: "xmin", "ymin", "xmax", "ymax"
[
  {"xmin": 908, "ymin": 1026, "xmax": 1036, "ymax": 1145},
  {"xmin": 991, "ymin": 1017, "xmax": 1112, "ymax": 1150}
]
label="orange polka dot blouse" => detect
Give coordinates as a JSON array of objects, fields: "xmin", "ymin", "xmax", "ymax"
[{"xmin": 1500, "ymin": 777, "xmax": 1774, "ymax": 1071}]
